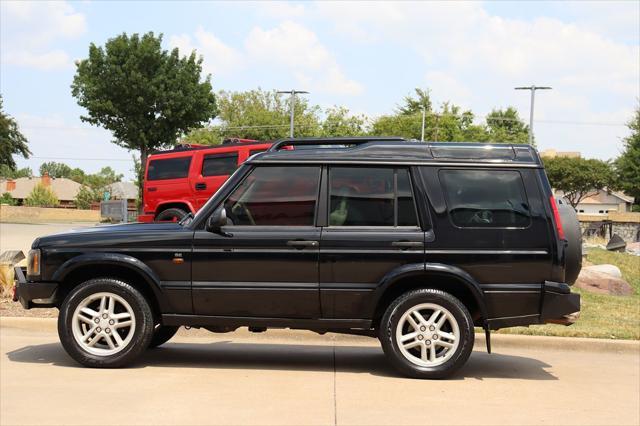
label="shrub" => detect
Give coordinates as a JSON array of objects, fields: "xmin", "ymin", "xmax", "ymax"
[
  {"xmin": 24, "ymin": 184, "xmax": 59, "ymax": 207},
  {"xmin": 0, "ymin": 192, "xmax": 16, "ymax": 205},
  {"xmin": 75, "ymin": 185, "xmax": 100, "ymax": 209}
]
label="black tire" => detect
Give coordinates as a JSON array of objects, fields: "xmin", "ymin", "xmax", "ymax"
[
  {"xmin": 379, "ymin": 289, "xmax": 474, "ymax": 379},
  {"xmin": 155, "ymin": 207, "xmax": 188, "ymax": 222},
  {"xmin": 57, "ymin": 278, "xmax": 154, "ymax": 368},
  {"xmin": 148, "ymin": 325, "xmax": 179, "ymax": 349},
  {"xmin": 558, "ymin": 198, "xmax": 582, "ymax": 284}
]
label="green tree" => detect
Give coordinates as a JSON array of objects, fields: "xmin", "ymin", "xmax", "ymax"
[
  {"xmin": 0, "ymin": 165, "xmax": 32, "ymax": 179},
  {"xmin": 0, "ymin": 192, "xmax": 16, "ymax": 205},
  {"xmin": 74, "ymin": 185, "xmax": 96, "ymax": 209},
  {"xmin": 0, "ymin": 95, "xmax": 31, "ymax": 170},
  {"xmin": 615, "ymin": 106, "xmax": 640, "ymax": 203},
  {"xmin": 24, "ymin": 184, "xmax": 59, "ymax": 208},
  {"xmin": 485, "ymin": 107, "xmax": 531, "ymax": 145},
  {"xmin": 544, "ymin": 156, "xmax": 616, "ymax": 208},
  {"xmin": 71, "ymin": 32, "xmax": 217, "ymax": 205},
  {"xmin": 320, "ymin": 106, "xmax": 367, "ymax": 137},
  {"xmin": 39, "ymin": 162, "xmax": 72, "ymax": 179}
]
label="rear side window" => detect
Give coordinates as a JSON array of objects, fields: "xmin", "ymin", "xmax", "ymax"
[
  {"xmin": 147, "ymin": 157, "xmax": 191, "ymax": 180},
  {"xmin": 439, "ymin": 169, "xmax": 530, "ymax": 228},
  {"xmin": 202, "ymin": 153, "xmax": 238, "ymax": 177},
  {"xmin": 328, "ymin": 167, "xmax": 418, "ymax": 227},
  {"xmin": 224, "ymin": 166, "xmax": 320, "ymax": 226}
]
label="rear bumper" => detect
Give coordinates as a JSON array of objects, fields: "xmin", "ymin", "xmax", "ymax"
[
  {"xmin": 13, "ymin": 266, "xmax": 58, "ymax": 309},
  {"xmin": 485, "ymin": 281, "xmax": 580, "ymax": 330}
]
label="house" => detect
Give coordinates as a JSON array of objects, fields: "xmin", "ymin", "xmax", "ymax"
[
  {"xmin": 555, "ymin": 189, "xmax": 635, "ymax": 214},
  {"xmin": 0, "ymin": 175, "xmax": 139, "ymax": 210},
  {"xmin": 0, "ymin": 174, "xmax": 82, "ymax": 208},
  {"xmin": 540, "ymin": 149, "xmax": 581, "ymax": 159}
]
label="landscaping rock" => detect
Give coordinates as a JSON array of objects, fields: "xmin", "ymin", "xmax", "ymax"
[
  {"xmin": 626, "ymin": 242, "xmax": 640, "ymax": 256},
  {"xmin": 574, "ymin": 269, "xmax": 633, "ymax": 296},
  {"xmin": 583, "ymin": 264, "xmax": 623, "ymax": 278}
]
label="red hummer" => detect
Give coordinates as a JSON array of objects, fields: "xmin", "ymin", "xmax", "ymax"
[{"xmin": 138, "ymin": 139, "xmax": 272, "ymax": 222}]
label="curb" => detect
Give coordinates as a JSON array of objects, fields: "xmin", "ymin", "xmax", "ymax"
[{"xmin": 1, "ymin": 316, "xmax": 638, "ymax": 354}]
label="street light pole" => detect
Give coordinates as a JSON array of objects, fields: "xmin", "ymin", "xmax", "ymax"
[
  {"xmin": 515, "ymin": 85, "xmax": 551, "ymax": 145},
  {"xmin": 277, "ymin": 89, "xmax": 309, "ymax": 138},
  {"xmin": 421, "ymin": 106, "xmax": 426, "ymax": 142}
]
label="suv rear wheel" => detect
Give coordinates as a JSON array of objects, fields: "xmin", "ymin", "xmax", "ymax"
[
  {"xmin": 155, "ymin": 207, "xmax": 188, "ymax": 222},
  {"xmin": 58, "ymin": 278, "xmax": 154, "ymax": 368},
  {"xmin": 149, "ymin": 325, "xmax": 179, "ymax": 349},
  {"xmin": 379, "ymin": 289, "xmax": 474, "ymax": 379}
]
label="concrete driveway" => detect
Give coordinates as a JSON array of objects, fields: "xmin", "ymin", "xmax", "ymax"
[
  {"xmin": 0, "ymin": 222, "xmax": 96, "ymax": 259},
  {"xmin": 1, "ymin": 319, "xmax": 638, "ymax": 426}
]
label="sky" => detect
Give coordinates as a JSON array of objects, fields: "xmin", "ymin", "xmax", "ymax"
[{"xmin": 1, "ymin": 0, "xmax": 638, "ymax": 181}]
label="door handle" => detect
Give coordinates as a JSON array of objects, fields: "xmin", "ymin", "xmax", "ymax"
[
  {"xmin": 195, "ymin": 182, "xmax": 207, "ymax": 191},
  {"xmin": 392, "ymin": 241, "xmax": 424, "ymax": 249},
  {"xmin": 147, "ymin": 187, "xmax": 157, "ymax": 192},
  {"xmin": 286, "ymin": 240, "xmax": 319, "ymax": 249}
]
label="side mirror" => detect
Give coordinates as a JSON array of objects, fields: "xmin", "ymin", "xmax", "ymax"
[{"xmin": 206, "ymin": 207, "xmax": 232, "ymax": 237}]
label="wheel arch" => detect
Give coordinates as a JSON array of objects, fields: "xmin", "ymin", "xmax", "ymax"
[
  {"xmin": 371, "ymin": 263, "xmax": 487, "ymax": 328},
  {"xmin": 155, "ymin": 201, "xmax": 194, "ymax": 218},
  {"xmin": 52, "ymin": 254, "xmax": 165, "ymax": 317}
]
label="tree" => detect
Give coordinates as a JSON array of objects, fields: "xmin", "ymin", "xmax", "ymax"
[
  {"xmin": 39, "ymin": 162, "xmax": 72, "ymax": 179},
  {"xmin": 485, "ymin": 107, "xmax": 531, "ymax": 145},
  {"xmin": 71, "ymin": 32, "xmax": 217, "ymax": 206},
  {"xmin": 73, "ymin": 167, "xmax": 124, "ymax": 208},
  {"xmin": 74, "ymin": 185, "xmax": 95, "ymax": 210},
  {"xmin": 24, "ymin": 184, "xmax": 59, "ymax": 208},
  {"xmin": 0, "ymin": 95, "xmax": 31, "ymax": 170},
  {"xmin": 320, "ymin": 106, "xmax": 367, "ymax": 137},
  {"xmin": 0, "ymin": 165, "xmax": 32, "ymax": 179},
  {"xmin": 615, "ymin": 106, "xmax": 640, "ymax": 203},
  {"xmin": 544, "ymin": 156, "xmax": 616, "ymax": 208}
]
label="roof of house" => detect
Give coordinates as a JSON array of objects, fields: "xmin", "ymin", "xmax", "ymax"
[
  {"xmin": 108, "ymin": 182, "xmax": 138, "ymax": 200},
  {"xmin": 0, "ymin": 177, "xmax": 81, "ymax": 201}
]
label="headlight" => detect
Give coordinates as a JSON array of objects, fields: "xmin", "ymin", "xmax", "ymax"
[{"xmin": 27, "ymin": 249, "xmax": 40, "ymax": 276}]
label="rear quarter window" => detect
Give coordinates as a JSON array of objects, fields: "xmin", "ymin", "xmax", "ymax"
[
  {"xmin": 202, "ymin": 153, "xmax": 238, "ymax": 177},
  {"xmin": 147, "ymin": 157, "xmax": 192, "ymax": 181},
  {"xmin": 439, "ymin": 169, "xmax": 531, "ymax": 228}
]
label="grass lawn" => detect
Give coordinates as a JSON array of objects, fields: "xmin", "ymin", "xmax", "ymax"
[{"xmin": 495, "ymin": 248, "xmax": 640, "ymax": 340}]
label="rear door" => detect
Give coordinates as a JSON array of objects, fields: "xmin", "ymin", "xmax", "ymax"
[
  {"xmin": 319, "ymin": 166, "xmax": 425, "ymax": 318},
  {"xmin": 145, "ymin": 155, "xmax": 193, "ymax": 213}
]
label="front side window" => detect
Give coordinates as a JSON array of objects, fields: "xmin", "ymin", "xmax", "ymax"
[
  {"xmin": 439, "ymin": 169, "xmax": 531, "ymax": 228},
  {"xmin": 223, "ymin": 166, "xmax": 320, "ymax": 226},
  {"xmin": 147, "ymin": 157, "xmax": 191, "ymax": 180},
  {"xmin": 202, "ymin": 153, "xmax": 238, "ymax": 177},
  {"xmin": 329, "ymin": 167, "xmax": 418, "ymax": 227}
]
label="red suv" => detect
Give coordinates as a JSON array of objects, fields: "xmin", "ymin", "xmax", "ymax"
[{"xmin": 139, "ymin": 139, "xmax": 272, "ymax": 222}]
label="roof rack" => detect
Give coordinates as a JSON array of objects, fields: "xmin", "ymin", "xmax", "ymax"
[{"xmin": 267, "ymin": 136, "xmax": 406, "ymax": 152}]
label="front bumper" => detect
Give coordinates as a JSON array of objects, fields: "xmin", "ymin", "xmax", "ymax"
[{"xmin": 13, "ymin": 266, "xmax": 59, "ymax": 309}]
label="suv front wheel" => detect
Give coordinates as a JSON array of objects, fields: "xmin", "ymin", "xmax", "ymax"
[
  {"xmin": 379, "ymin": 289, "xmax": 474, "ymax": 379},
  {"xmin": 58, "ymin": 278, "xmax": 154, "ymax": 368}
]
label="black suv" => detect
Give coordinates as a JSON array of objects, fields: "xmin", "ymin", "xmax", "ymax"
[{"xmin": 15, "ymin": 137, "xmax": 581, "ymax": 379}]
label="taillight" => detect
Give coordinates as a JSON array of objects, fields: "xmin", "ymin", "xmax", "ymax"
[{"xmin": 549, "ymin": 195, "xmax": 566, "ymax": 240}]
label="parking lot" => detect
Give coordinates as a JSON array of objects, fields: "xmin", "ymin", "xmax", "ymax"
[{"xmin": 1, "ymin": 319, "xmax": 638, "ymax": 426}]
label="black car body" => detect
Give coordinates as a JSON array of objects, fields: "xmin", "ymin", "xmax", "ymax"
[{"xmin": 15, "ymin": 138, "xmax": 581, "ymax": 378}]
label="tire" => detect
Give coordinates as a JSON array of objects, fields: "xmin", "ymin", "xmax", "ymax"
[
  {"xmin": 57, "ymin": 278, "xmax": 154, "ymax": 368},
  {"xmin": 148, "ymin": 325, "xmax": 179, "ymax": 349},
  {"xmin": 155, "ymin": 207, "xmax": 188, "ymax": 222},
  {"xmin": 379, "ymin": 289, "xmax": 474, "ymax": 379},
  {"xmin": 558, "ymin": 198, "xmax": 582, "ymax": 285}
]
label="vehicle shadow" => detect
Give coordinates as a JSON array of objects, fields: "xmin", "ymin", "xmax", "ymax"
[{"xmin": 6, "ymin": 341, "xmax": 557, "ymax": 381}]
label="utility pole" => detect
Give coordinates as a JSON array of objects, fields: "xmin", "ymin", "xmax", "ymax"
[
  {"xmin": 421, "ymin": 106, "xmax": 426, "ymax": 142},
  {"xmin": 277, "ymin": 89, "xmax": 309, "ymax": 138},
  {"xmin": 515, "ymin": 85, "xmax": 551, "ymax": 145}
]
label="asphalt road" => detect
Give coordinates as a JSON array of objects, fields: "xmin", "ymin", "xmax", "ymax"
[{"xmin": 1, "ymin": 321, "xmax": 638, "ymax": 426}]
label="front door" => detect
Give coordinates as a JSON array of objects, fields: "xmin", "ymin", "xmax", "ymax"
[{"xmin": 192, "ymin": 165, "xmax": 322, "ymax": 318}]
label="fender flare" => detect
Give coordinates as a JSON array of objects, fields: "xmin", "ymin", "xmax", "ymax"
[
  {"xmin": 155, "ymin": 200, "xmax": 195, "ymax": 215},
  {"xmin": 371, "ymin": 262, "xmax": 487, "ymax": 321},
  {"xmin": 52, "ymin": 253, "xmax": 164, "ymax": 301}
]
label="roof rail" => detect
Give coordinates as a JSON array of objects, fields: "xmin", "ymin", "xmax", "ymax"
[{"xmin": 267, "ymin": 136, "xmax": 406, "ymax": 152}]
